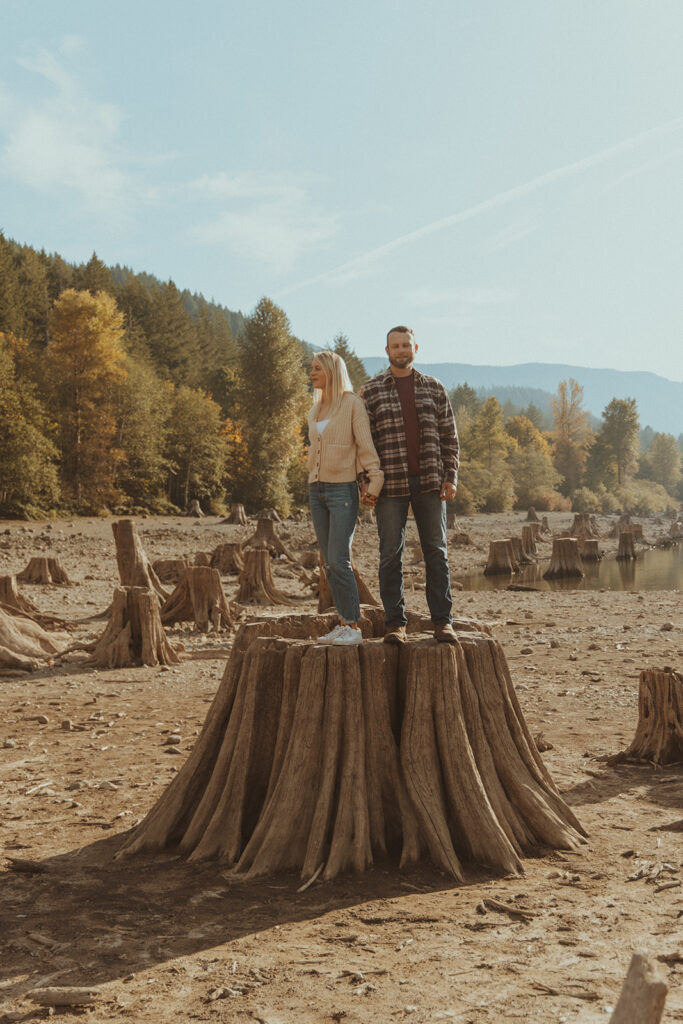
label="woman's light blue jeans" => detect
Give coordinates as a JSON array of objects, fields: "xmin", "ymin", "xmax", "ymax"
[{"xmin": 309, "ymin": 481, "xmax": 361, "ymax": 623}]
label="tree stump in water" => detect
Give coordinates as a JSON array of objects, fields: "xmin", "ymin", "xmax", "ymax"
[
  {"xmin": 152, "ymin": 558, "xmax": 192, "ymax": 585},
  {"xmin": 526, "ymin": 506, "xmax": 539, "ymax": 522},
  {"xmin": 616, "ymin": 530, "xmax": 637, "ymax": 561},
  {"xmin": 210, "ymin": 542, "xmax": 245, "ymax": 574},
  {"xmin": 0, "ymin": 575, "xmax": 67, "ymax": 629},
  {"xmin": 237, "ymin": 547, "xmax": 300, "ymax": 605},
  {"xmin": 118, "ymin": 631, "xmax": 586, "ymax": 881},
  {"xmin": 610, "ymin": 669, "xmax": 682, "ymax": 766},
  {"xmin": 78, "ymin": 587, "xmax": 179, "ymax": 668},
  {"xmin": 521, "ymin": 525, "xmax": 537, "ymax": 559},
  {"xmin": 161, "ymin": 567, "xmax": 233, "ymax": 632},
  {"xmin": 631, "ymin": 523, "xmax": 644, "ymax": 542},
  {"xmin": 579, "ymin": 538, "xmax": 602, "ymax": 561},
  {"xmin": 484, "ymin": 540, "xmax": 516, "ymax": 575},
  {"xmin": 16, "ymin": 557, "xmax": 72, "ymax": 586},
  {"xmin": 112, "ymin": 520, "xmax": 168, "ymax": 602},
  {"xmin": 543, "ymin": 537, "xmax": 584, "ymax": 580},
  {"xmin": 0, "ymin": 606, "xmax": 62, "ymax": 671},
  {"xmin": 317, "ymin": 561, "xmax": 380, "ymax": 613},
  {"xmin": 245, "ymin": 516, "xmax": 296, "ymax": 562},
  {"xmin": 510, "ymin": 536, "xmax": 531, "ymax": 567},
  {"xmin": 529, "ymin": 522, "xmax": 542, "ymax": 543},
  {"xmin": 187, "ymin": 500, "xmax": 204, "ymax": 518}
]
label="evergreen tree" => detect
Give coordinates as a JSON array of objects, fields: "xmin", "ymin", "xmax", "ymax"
[
  {"xmin": 468, "ymin": 397, "xmax": 515, "ymax": 470},
  {"xmin": 146, "ymin": 280, "xmax": 201, "ymax": 385},
  {"xmin": 600, "ymin": 397, "xmax": 640, "ymax": 485},
  {"xmin": 73, "ymin": 252, "xmax": 115, "ymax": 296},
  {"xmin": 331, "ymin": 333, "xmax": 368, "ymax": 391},
  {"xmin": 165, "ymin": 385, "xmax": 228, "ymax": 509},
  {"xmin": 116, "ymin": 357, "xmax": 173, "ymax": 505},
  {"xmin": 449, "ymin": 383, "xmax": 482, "ymax": 420},
  {"xmin": 639, "ymin": 432, "xmax": 681, "ymax": 494}
]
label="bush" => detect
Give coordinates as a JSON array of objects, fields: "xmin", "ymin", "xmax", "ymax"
[
  {"xmin": 481, "ymin": 482, "xmax": 515, "ymax": 512},
  {"xmin": 615, "ymin": 480, "xmax": 678, "ymax": 516},
  {"xmin": 452, "ymin": 483, "xmax": 478, "ymax": 515},
  {"xmin": 571, "ymin": 487, "xmax": 601, "ymax": 513},
  {"xmin": 527, "ymin": 487, "xmax": 571, "ymax": 512}
]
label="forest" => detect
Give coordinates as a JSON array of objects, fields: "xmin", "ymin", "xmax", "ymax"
[{"xmin": 0, "ymin": 232, "xmax": 681, "ymax": 518}]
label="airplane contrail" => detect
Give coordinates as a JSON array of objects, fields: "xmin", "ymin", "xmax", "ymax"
[{"xmin": 275, "ymin": 119, "xmax": 682, "ymax": 298}]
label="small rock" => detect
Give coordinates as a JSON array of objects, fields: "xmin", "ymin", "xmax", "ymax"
[
  {"xmin": 36, "ymin": 714, "xmax": 49, "ymax": 725},
  {"xmin": 588, "ymin": 642, "xmax": 600, "ymax": 651},
  {"xmin": 3, "ymin": 738, "xmax": 16, "ymax": 748},
  {"xmin": 404, "ymin": 1006, "xmax": 418, "ymax": 1015},
  {"xmin": 98, "ymin": 781, "xmax": 119, "ymax": 791},
  {"xmin": 550, "ymin": 639, "xmax": 560, "ymax": 649},
  {"xmin": 660, "ymin": 622, "xmax": 674, "ymax": 631},
  {"xmin": 164, "ymin": 746, "xmax": 182, "ymax": 755},
  {"xmin": 61, "ymin": 719, "xmax": 73, "ymax": 731},
  {"xmin": 520, "ymin": 647, "xmax": 533, "ymax": 655},
  {"xmin": 164, "ymin": 734, "xmax": 182, "ymax": 745},
  {"xmin": 66, "ymin": 780, "xmax": 85, "ymax": 791}
]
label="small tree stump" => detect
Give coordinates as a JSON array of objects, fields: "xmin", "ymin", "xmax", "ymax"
[
  {"xmin": 81, "ymin": 587, "xmax": 179, "ymax": 668},
  {"xmin": 118, "ymin": 632, "xmax": 586, "ymax": 880},
  {"xmin": 187, "ymin": 500, "xmax": 204, "ymax": 518},
  {"xmin": 16, "ymin": 557, "xmax": 73, "ymax": 586},
  {"xmin": 245, "ymin": 516, "xmax": 296, "ymax": 562},
  {"xmin": 610, "ymin": 668, "xmax": 682, "ymax": 766},
  {"xmin": 0, "ymin": 606, "xmax": 62, "ymax": 670},
  {"xmin": 112, "ymin": 520, "xmax": 168, "ymax": 602},
  {"xmin": 317, "ymin": 560, "xmax": 380, "ymax": 613},
  {"xmin": 617, "ymin": 530, "xmax": 637, "ymax": 561},
  {"xmin": 161, "ymin": 567, "xmax": 233, "ymax": 632},
  {"xmin": 453, "ymin": 531, "xmax": 472, "ymax": 546},
  {"xmin": 631, "ymin": 523, "xmax": 644, "ymax": 541},
  {"xmin": 521, "ymin": 525, "xmax": 537, "ymax": 559},
  {"xmin": 609, "ymin": 951, "xmax": 668, "ymax": 1024},
  {"xmin": 580, "ymin": 538, "xmax": 602, "ymax": 561},
  {"xmin": 529, "ymin": 522, "xmax": 542, "ymax": 542},
  {"xmin": 0, "ymin": 575, "xmax": 67, "ymax": 629},
  {"xmin": 570, "ymin": 512, "xmax": 596, "ymax": 539},
  {"xmin": 484, "ymin": 540, "xmax": 516, "ymax": 575},
  {"xmin": 237, "ymin": 547, "xmax": 299, "ymax": 605},
  {"xmin": 152, "ymin": 558, "xmax": 192, "ymax": 585},
  {"xmin": 446, "ymin": 511, "xmax": 456, "ymax": 529},
  {"xmin": 225, "ymin": 503, "xmax": 248, "ymax": 525},
  {"xmin": 543, "ymin": 537, "xmax": 584, "ymax": 579},
  {"xmin": 193, "ymin": 551, "xmax": 212, "ymax": 567},
  {"xmin": 540, "ymin": 515, "xmax": 551, "ymax": 534},
  {"xmin": 511, "ymin": 536, "xmax": 532, "ymax": 567},
  {"xmin": 526, "ymin": 506, "xmax": 539, "ymax": 522},
  {"xmin": 210, "ymin": 542, "xmax": 245, "ymax": 574},
  {"xmin": 297, "ymin": 548, "xmax": 320, "ymax": 569}
]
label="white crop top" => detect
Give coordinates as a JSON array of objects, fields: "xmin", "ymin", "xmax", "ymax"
[{"xmin": 316, "ymin": 419, "xmax": 330, "ymax": 434}]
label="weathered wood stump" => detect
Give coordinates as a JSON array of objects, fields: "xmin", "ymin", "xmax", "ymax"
[
  {"xmin": 297, "ymin": 548, "xmax": 320, "ymax": 569},
  {"xmin": 245, "ymin": 516, "xmax": 296, "ymax": 562},
  {"xmin": 529, "ymin": 522, "xmax": 542, "ymax": 542},
  {"xmin": 526, "ymin": 506, "xmax": 539, "ymax": 523},
  {"xmin": 0, "ymin": 575, "xmax": 67, "ymax": 629},
  {"xmin": 193, "ymin": 551, "xmax": 212, "ymax": 567},
  {"xmin": 0, "ymin": 606, "xmax": 62, "ymax": 671},
  {"xmin": 609, "ymin": 952, "xmax": 668, "ymax": 1024},
  {"xmin": 112, "ymin": 520, "xmax": 168, "ymax": 602},
  {"xmin": 210, "ymin": 542, "xmax": 245, "ymax": 574},
  {"xmin": 521, "ymin": 525, "xmax": 537, "ymax": 559},
  {"xmin": 511, "ymin": 536, "xmax": 532, "ymax": 567},
  {"xmin": 484, "ymin": 540, "xmax": 516, "ymax": 575},
  {"xmin": 452, "ymin": 531, "xmax": 472, "ymax": 546},
  {"xmin": 16, "ymin": 557, "xmax": 72, "ymax": 585},
  {"xmin": 446, "ymin": 511, "xmax": 457, "ymax": 529},
  {"xmin": 610, "ymin": 668, "xmax": 682, "ymax": 766},
  {"xmin": 541, "ymin": 515, "xmax": 551, "ymax": 534},
  {"xmin": 233, "ymin": 609, "xmax": 386, "ymax": 654},
  {"xmin": 152, "ymin": 558, "xmax": 192, "ymax": 585},
  {"xmin": 616, "ymin": 530, "xmax": 637, "ymax": 561},
  {"xmin": 187, "ymin": 500, "xmax": 204, "ymax": 518},
  {"xmin": 237, "ymin": 547, "xmax": 299, "ymax": 605},
  {"xmin": 579, "ymin": 538, "xmax": 602, "ymax": 561},
  {"xmin": 77, "ymin": 587, "xmax": 179, "ymax": 668},
  {"xmin": 225, "ymin": 503, "xmax": 248, "ymax": 525},
  {"xmin": 631, "ymin": 522, "xmax": 644, "ymax": 541},
  {"xmin": 609, "ymin": 514, "xmax": 632, "ymax": 538},
  {"xmin": 543, "ymin": 537, "xmax": 584, "ymax": 579},
  {"xmin": 161, "ymin": 567, "xmax": 233, "ymax": 632},
  {"xmin": 118, "ymin": 631, "xmax": 586, "ymax": 880},
  {"xmin": 570, "ymin": 512, "xmax": 596, "ymax": 539},
  {"xmin": 317, "ymin": 561, "xmax": 380, "ymax": 613}
]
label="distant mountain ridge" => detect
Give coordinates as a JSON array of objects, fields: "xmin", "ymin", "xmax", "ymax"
[{"xmin": 360, "ymin": 359, "xmax": 683, "ymax": 436}]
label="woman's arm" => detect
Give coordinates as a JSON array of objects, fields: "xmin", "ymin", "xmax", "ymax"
[{"xmin": 352, "ymin": 397, "xmax": 384, "ymax": 497}]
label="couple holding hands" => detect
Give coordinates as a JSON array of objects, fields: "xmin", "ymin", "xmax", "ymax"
[{"xmin": 307, "ymin": 325, "xmax": 460, "ymax": 646}]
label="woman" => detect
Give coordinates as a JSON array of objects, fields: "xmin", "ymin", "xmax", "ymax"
[{"xmin": 308, "ymin": 351, "xmax": 383, "ymax": 645}]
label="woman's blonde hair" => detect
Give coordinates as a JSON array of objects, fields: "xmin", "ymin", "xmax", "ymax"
[{"xmin": 312, "ymin": 350, "xmax": 353, "ymax": 413}]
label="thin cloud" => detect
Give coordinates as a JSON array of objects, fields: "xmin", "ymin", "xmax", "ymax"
[
  {"xmin": 276, "ymin": 119, "xmax": 683, "ymax": 297},
  {"xmin": 407, "ymin": 285, "xmax": 516, "ymax": 307}
]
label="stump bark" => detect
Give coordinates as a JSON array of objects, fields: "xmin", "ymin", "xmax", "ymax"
[
  {"xmin": 237, "ymin": 548, "xmax": 300, "ymax": 605},
  {"xmin": 80, "ymin": 587, "xmax": 179, "ymax": 668},
  {"xmin": 541, "ymin": 515, "xmax": 551, "ymax": 533},
  {"xmin": 510, "ymin": 536, "xmax": 532, "ymax": 567},
  {"xmin": 210, "ymin": 542, "xmax": 245, "ymax": 574},
  {"xmin": 529, "ymin": 522, "xmax": 542, "ymax": 542},
  {"xmin": 161, "ymin": 567, "xmax": 233, "ymax": 632},
  {"xmin": 521, "ymin": 525, "xmax": 537, "ymax": 559},
  {"xmin": 187, "ymin": 500, "xmax": 204, "ymax": 517},
  {"xmin": 245, "ymin": 516, "xmax": 296, "ymax": 561},
  {"xmin": 617, "ymin": 530, "xmax": 637, "ymax": 561},
  {"xmin": 609, "ymin": 952, "xmax": 668, "ymax": 1024},
  {"xmin": 224, "ymin": 503, "xmax": 248, "ymax": 525},
  {"xmin": 570, "ymin": 512, "xmax": 596, "ymax": 539},
  {"xmin": 16, "ymin": 557, "xmax": 72, "ymax": 585},
  {"xmin": 579, "ymin": 538, "xmax": 602, "ymax": 561},
  {"xmin": 112, "ymin": 520, "xmax": 168, "ymax": 602},
  {"xmin": 0, "ymin": 606, "xmax": 62, "ymax": 670},
  {"xmin": 0, "ymin": 575, "xmax": 67, "ymax": 629},
  {"xmin": 611, "ymin": 668, "xmax": 682, "ymax": 766},
  {"xmin": 543, "ymin": 537, "xmax": 584, "ymax": 579},
  {"xmin": 317, "ymin": 561, "xmax": 380, "ymax": 613},
  {"xmin": 152, "ymin": 558, "xmax": 192, "ymax": 585},
  {"xmin": 118, "ymin": 631, "xmax": 585, "ymax": 880},
  {"xmin": 484, "ymin": 540, "xmax": 516, "ymax": 575}
]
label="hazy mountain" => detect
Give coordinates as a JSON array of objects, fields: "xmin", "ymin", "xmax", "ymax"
[{"xmin": 360, "ymin": 359, "xmax": 683, "ymax": 436}]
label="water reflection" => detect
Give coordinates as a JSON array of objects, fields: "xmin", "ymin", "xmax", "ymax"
[{"xmin": 459, "ymin": 545, "xmax": 682, "ymax": 592}]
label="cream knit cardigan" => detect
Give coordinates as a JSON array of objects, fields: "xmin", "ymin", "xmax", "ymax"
[{"xmin": 307, "ymin": 392, "xmax": 384, "ymax": 497}]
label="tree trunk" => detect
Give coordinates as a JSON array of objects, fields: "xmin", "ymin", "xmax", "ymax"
[
  {"xmin": 579, "ymin": 538, "xmax": 602, "ymax": 561},
  {"xmin": 79, "ymin": 587, "xmax": 180, "ymax": 669},
  {"xmin": 610, "ymin": 669, "xmax": 682, "ymax": 766},
  {"xmin": 521, "ymin": 525, "xmax": 537, "ymax": 559},
  {"xmin": 245, "ymin": 516, "xmax": 296, "ymax": 562},
  {"xmin": 224, "ymin": 503, "xmax": 247, "ymax": 525},
  {"xmin": 193, "ymin": 551, "xmax": 212, "ymax": 566},
  {"xmin": 16, "ymin": 557, "xmax": 73, "ymax": 586},
  {"xmin": 152, "ymin": 558, "xmax": 192, "ymax": 585},
  {"xmin": 118, "ymin": 631, "xmax": 586, "ymax": 881},
  {"xmin": 617, "ymin": 530, "xmax": 637, "ymax": 561},
  {"xmin": 161, "ymin": 567, "xmax": 233, "ymax": 632},
  {"xmin": 210, "ymin": 542, "xmax": 245, "ymax": 574},
  {"xmin": 317, "ymin": 560, "xmax": 380, "ymax": 613},
  {"xmin": 112, "ymin": 520, "xmax": 168, "ymax": 602},
  {"xmin": 0, "ymin": 575, "xmax": 67, "ymax": 629},
  {"xmin": 187, "ymin": 499, "xmax": 204, "ymax": 518},
  {"xmin": 526, "ymin": 506, "xmax": 539, "ymax": 522},
  {"xmin": 237, "ymin": 548, "xmax": 299, "ymax": 605},
  {"xmin": 484, "ymin": 540, "xmax": 516, "ymax": 575},
  {"xmin": 543, "ymin": 537, "xmax": 584, "ymax": 579},
  {"xmin": 609, "ymin": 952, "xmax": 668, "ymax": 1024}
]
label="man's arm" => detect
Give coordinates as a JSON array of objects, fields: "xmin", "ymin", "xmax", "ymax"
[{"xmin": 436, "ymin": 383, "xmax": 459, "ymax": 500}]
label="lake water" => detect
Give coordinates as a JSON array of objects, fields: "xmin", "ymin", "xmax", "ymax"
[{"xmin": 459, "ymin": 544, "xmax": 683, "ymax": 593}]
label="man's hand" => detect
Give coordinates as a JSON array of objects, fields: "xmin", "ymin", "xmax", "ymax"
[
  {"xmin": 361, "ymin": 491, "xmax": 378, "ymax": 508},
  {"xmin": 440, "ymin": 481, "xmax": 457, "ymax": 502}
]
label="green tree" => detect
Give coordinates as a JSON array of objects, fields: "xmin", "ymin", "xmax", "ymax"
[
  {"xmin": 146, "ymin": 280, "xmax": 201, "ymax": 386},
  {"xmin": 639, "ymin": 432, "xmax": 681, "ymax": 494},
  {"xmin": 234, "ymin": 298, "xmax": 309, "ymax": 512},
  {"xmin": 449, "ymin": 383, "xmax": 482, "ymax": 421},
  {"xmin": 73, "ymin": 252, "xmax": 115, "ymax": 296},
  {"xmin": 468, "ymin": 397, "xmax": 515, "ymax": 470},
  {"xmin": 600, "ymin": 397, "xmax": 640, "ymax": 485},
  {"xmin": 116, "ymin": 357, "xmax": 173, "ymax": 505},
  {"xmin": 165, "ymin": 385, "xmax": 228, "ymax": 510},
  {"xmin": 332, "ymin": 333, "xmax": 368, "ymax": 391}
]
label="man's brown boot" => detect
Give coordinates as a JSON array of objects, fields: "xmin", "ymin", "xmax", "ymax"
[
  {"xmin": 384, "ymin": 623, "xmax": 407, "ymax": 645},
  {"xmin": 434, "ymin": 622, "xmax": 458, "ymax": 645}
]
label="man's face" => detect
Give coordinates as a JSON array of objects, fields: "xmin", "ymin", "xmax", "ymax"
[{"xmin": 386, "ymin": 331, "xmax": 418, "ymax": 370}]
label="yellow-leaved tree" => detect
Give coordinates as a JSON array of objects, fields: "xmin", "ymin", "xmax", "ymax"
[{"xmin": 48, "ymin": 289, "xmax": 127, "ymax": 509}]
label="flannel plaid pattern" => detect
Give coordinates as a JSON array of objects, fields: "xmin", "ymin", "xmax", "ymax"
[{"xmin": 360, "ymin": 367, "xmax": 459, "ymax": 498}]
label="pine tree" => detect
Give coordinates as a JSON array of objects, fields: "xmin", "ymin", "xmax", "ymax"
[
  {"xmin": 601, "ymin": 398, "xmax": 640, "ymax": 485},
  {"xmin": 332, "ymin": 333, "xmax": 368, "ymax": 391},
  {"xmin": 165, "ymin": 385, "xmax": 228, "ymax": 510}
]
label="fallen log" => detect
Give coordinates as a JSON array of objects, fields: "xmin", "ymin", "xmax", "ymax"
[
  {"xmin": 16, "ymin": 557, "xmax": 72, "ymax": 585},
  {"xmin": 610, "ymin": 668, "xmax": 682, "ymax": 766},
  {"xmin": 0, "ymin": 605, "xmax": 62, "ymax": 670},
  {"xmin": 161, "ymin": 566, "xmax": 233, "ymax": 632},
  {"xmin": 543, "ymin": 537, "xmax": 584, "ymax": 580},
  {"xmin": 0, "ymin": 575, "xmax": 67, "ymax": 629}
]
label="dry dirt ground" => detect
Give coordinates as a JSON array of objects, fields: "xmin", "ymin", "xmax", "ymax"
[{"xmin": 0, "ymin": 511, "xmax": 681, "ymax": 1024}]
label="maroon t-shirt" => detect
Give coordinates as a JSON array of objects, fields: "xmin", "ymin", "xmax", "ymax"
[{"xmin": 393, "ymin": 373, "xmax": 420, "ymax": 477}]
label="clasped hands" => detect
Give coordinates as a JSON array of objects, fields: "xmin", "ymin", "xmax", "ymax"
[{"xmin": 360, "ymin": 480, "xmax": 456, "ymax": 505}]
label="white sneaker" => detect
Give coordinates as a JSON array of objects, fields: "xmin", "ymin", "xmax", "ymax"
[
  {"xmin": 329, "ymin": 625, "xmax": 363, "ymax": 646},
  {"xmin": 317, "ymin": 624, "xmax": 345, "ymax": 644}
]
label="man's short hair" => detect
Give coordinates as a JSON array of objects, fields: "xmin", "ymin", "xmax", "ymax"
[{"xmin": 386, "ymin": 325, "xmax": 415, "ymax": 343}]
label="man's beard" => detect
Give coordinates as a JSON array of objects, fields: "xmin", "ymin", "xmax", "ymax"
[{"xmin": 389, "ymin": 354, "xmax": 414, "ymax": 368}]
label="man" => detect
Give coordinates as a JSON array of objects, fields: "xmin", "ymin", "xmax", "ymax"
[{"xmin": 360, "ymin": 326, "xmax": 459, "ymax": 644}]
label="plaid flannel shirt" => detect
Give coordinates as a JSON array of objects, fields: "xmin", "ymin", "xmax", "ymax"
[{"xmin": 360, "ymin": 367, "xmax": 459, "ymax": 498}]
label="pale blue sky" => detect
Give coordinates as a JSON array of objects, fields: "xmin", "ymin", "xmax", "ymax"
[{"xmin": 2, "ymin": 1, "xmax": 682, "ymax": 378}]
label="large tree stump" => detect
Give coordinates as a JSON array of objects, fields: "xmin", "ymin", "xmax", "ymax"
[
  {"xmin": 152, "ymin": 558, "xmax": 192, "ymax": 585},
  {"xmin": 0, "ymin": 606, "xmax": 62, "ymax": 671},
  {"xmin": 617, "ymin": 530, "xmax": 637, "ymax": 561},
  {"xmin": 579, "ymin": 538, "xmax": 602, "ymax": 561},
  {"xmin": 224, "ymin": 503, "xmax": 248, "ymax": 525},
  {"xmin": 609, "ymin": 952, "xmax": 668, "ymax": 1024},
  {"xmin": 484, "ymin": 540, "xmax": 516, "ymax": 575},
  {"xmin": 521, "ymin": 525, "xmax": 537, "ymax": 559},
  {"xmin": 16, "ymin": 557, "xmax": 72, "ymax": 585},
  {"xmin": 118, "ymin": 631, "xmax": 585, "ymax": 881},
  {"xmin": 210, "ymin": 542, "xmax": 245, "ymax": 574},
  {"xmin": 0, "ymin": 575, "xmax": 67, "ymax": 629},
  {"xmin": 610, "ymin": 668, "xmax": 682, "ymax": 766},
  {"xmin": 78, "ymin": 587, "xmax": 179, "ymax": 668},
  {"xmin": 161, "ymin": 567, "xmax": 233, "ymax": 632},
  {"xmin": 112, "ymin": 520, "xmax": 168, "ymax": 602},
  {"xmin": 317, "ymin": 561, "xmax": 380, "ymax": 613},
  {"xmin": 543, "ymin": 537, "xmax": 584, "ymax": 579},
  {"xmin": 245, "ymin": 516, "xmax": 296, "ymax": 562},
  {"xmin": 237, "ymin": 547, "xmax": 300, "ymax": 605}
]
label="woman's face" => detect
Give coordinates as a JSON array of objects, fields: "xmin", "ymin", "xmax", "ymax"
[{"xmin": 310, "ymin": 359, "xmax": 327, "ymax": 391}]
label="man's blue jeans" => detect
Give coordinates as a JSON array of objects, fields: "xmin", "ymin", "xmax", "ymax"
[
  {"xmin": 375, "ymin": 476, "xmax": 452, "ymax": 628},
  {"xmin": 309, "ymin": 481, "xmax": 361, "ymax": 623}
]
